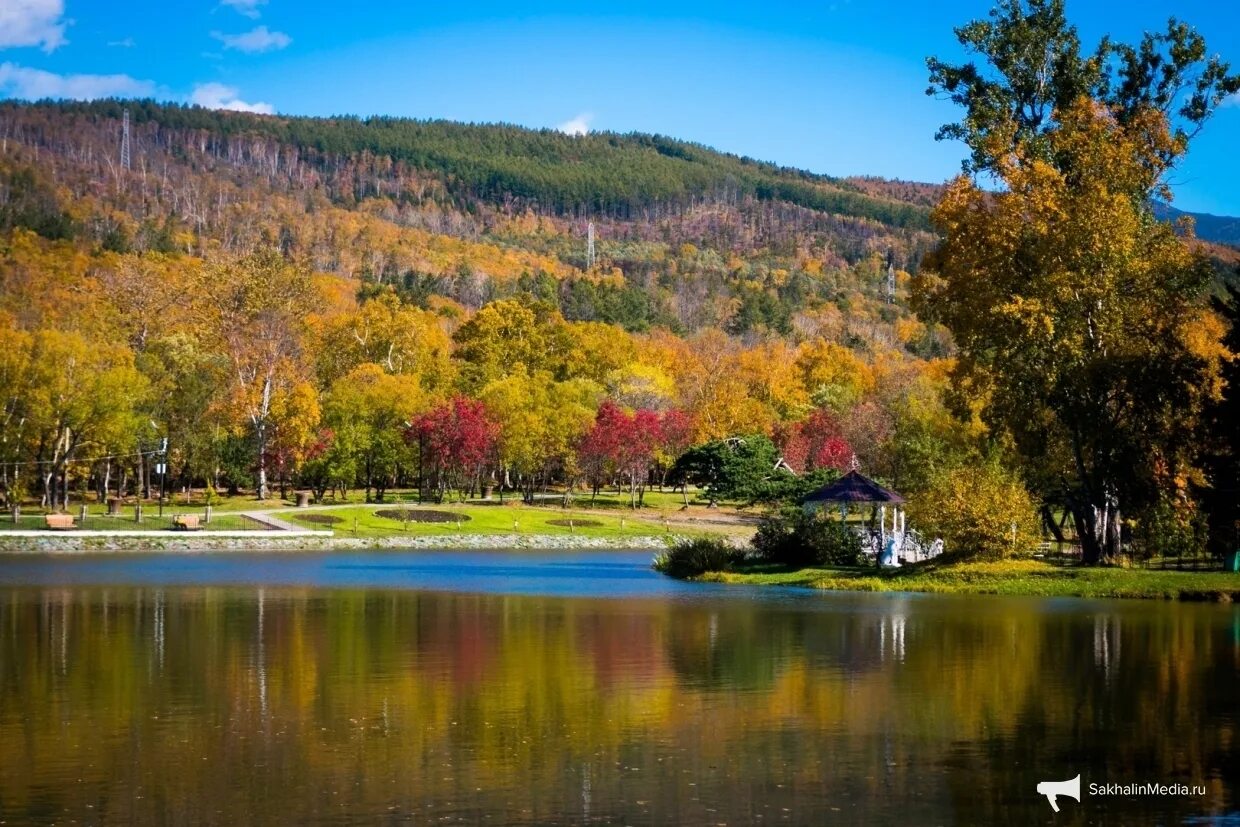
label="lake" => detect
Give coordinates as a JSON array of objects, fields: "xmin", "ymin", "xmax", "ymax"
[{"xmin": 1, "ymin": 550, "xmax": 1236, "ymax": 825}]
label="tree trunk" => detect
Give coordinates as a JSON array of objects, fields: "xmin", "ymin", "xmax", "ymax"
[
  {"xmin": 1041, "ymin": 505, "xmax": 1066, "ymax": 544},
  {"xmin": 254, "ymin": 375, "xmax": 272, "ymax": 501},
  {"xmin": 255, "ymin": 421, "xmax": 269, "ymax": 500},
  {"xmin": 100, "ymin": 461, "xmax": 111, "ymax": 504},
  {"xmin": 1072, "ymin": 491, "xmax": 1123, "ymax": 565}
]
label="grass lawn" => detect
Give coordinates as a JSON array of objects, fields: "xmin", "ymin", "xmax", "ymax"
[
  {"xmin": 150, "ymin": 486, "xmax": 726, "ymax": 514},
  {"xmin": 0, "ymin": 508, "xmax": 275, "ymax": 532},
  {"xmin": 699, "ymin": 558, "xmax": 1240, "ymax": 602},
  {"xmin": 285, "ymin": 502, "xmax": 684, "ymax": 540}
]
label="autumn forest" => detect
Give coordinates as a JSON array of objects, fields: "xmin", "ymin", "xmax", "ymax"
[{"xmin": 2, "ymin": 0, "xmax": 1240, "ymax": 566}]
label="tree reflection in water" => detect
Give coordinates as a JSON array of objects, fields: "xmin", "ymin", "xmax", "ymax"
[{"xmin": 0, "ymin": 586, "xmax": 1236, "ymax": 825}]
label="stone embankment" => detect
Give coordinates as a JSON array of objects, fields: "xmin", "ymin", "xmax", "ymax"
[{"xmin": 0, "ymin": 533, "xmax": 675, "ymax": 554}]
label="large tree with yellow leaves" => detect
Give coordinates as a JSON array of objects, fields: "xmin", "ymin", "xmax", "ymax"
[
  {"xmin": 918, "ymin": 101, "xmax": 1226, "ymax": 563},
  {"xmin": 920, "ymin": 0, "xmax": 1237, "ymax": 563}
]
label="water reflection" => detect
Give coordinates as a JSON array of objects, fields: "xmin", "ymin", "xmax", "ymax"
[{"xmin": 0, "ymin": 564, "xmax": 1236, "ymax": 825}]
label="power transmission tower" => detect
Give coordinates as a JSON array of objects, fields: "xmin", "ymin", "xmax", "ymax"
[
  {"xmin": 586, "ymin": 221, "xmax": 596, "ymax": 268},
  {"xmin": 120, "ymin": 108, "xmax": 131, "ymax": 170},
  {"xmin": 886, "ymin": 250, "xmax": 896, "ymax": 304}
]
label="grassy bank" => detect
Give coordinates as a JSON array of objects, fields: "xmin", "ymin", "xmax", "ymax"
[
  {"xmin": 283, "ymin": 503, "xmax": 678, "ymax": 540},
  {"xmin": 699, "ymin": 559, "xmax": 1240, "ymax": 602}
]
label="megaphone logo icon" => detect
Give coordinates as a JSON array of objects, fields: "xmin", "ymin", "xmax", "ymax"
[{"xmin": 1036, "ymin": 774, "xmax": 1081, "ymax": 812}]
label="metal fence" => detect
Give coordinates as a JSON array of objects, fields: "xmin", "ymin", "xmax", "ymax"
[{"xmin": 2, "ymin": 510, "xmax": 276, "ymax": 532}]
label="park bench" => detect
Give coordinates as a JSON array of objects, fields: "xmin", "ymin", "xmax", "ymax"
[
  {"xmin": 44, "ymin": 513, "xmax": 76, "ymax": 530},
  {"xmin": 172, "ymin": 514, "xmax": 202, "ymax": 531}
]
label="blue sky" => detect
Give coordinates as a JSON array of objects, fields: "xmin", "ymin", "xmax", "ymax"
[{"xmin": 2, "ymin": 0, "xmax": 1238, "ymax": 214}]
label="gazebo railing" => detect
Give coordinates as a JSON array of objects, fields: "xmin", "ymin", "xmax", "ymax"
[{"xmin": 853, "ymin": 526, "xmax": 943, "ymax": 564}]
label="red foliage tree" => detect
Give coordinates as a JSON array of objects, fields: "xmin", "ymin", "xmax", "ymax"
[
  {"xmin": 778, "ymin": 408, "xmax": 853, "ymax": 474},
  {"xmin": 578, "ymin": 400, "xmax": 626, "ymax": 502},
  {"xmin": 657, "ymin": 408, "xmax": 697, "ymax": 501},
  {"xmin": 408, "ymin": 396, "xmax": 497, "ymax": 501},
  {"xmin": 659, "ymin": 409, "xmax": 695, "ymax": 460},
  {"xmin": 577, "ymin": 400, "xmax": 667, "ymax": 507}
]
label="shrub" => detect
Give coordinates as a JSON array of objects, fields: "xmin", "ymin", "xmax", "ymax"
[
  {"xmin": 1132, "ymin": 495, "xmax": 1207, "ymax": 561},
  {"xmin": 905, "ymin": 462, "xmax": 1040, "ymax": 560},
  {"xmin": 653, "ymin": 537, "xmax": 747, "ymax": 579},
  {"xmin": 752, "ymin": 509, "xmax": 864, "ymax": 567}
]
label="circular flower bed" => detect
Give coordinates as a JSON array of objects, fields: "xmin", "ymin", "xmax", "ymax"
[{"xmin": 374, "ymin": 509, "xmax": 470, "ymax": 524}]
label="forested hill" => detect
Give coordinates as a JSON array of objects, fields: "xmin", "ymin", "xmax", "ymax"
[
  {"xmin": 1, "ymin": 99, "xmax": 928, "ymax": 228},
  {"xmin": 1153, "ymin": 202, "xmax": 1240, "ymax": 247},
  {"xmin": 0, "ymin": 98, "xmax": 951, "ymax": 341},
  {"xmin": 2, "ymin": 99, "xmax": 1232, "ymax": 339}
]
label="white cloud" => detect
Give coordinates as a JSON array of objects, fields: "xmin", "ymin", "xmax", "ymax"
[
  {"xmin": 107, "ymin": 37, "xmax": 135, "ymax": 48},
  {"xmin": 0, "ymin": 0, "xmax": 69, "ymax": 52},
  {"xmin": 0, "ymin": 62, "xmax": 153, "ymax": 100},
  {"xmin": 219, "ymin": 0, "xmax": 266, "ymax": 18},
  {"xmin": 557, "ymin": 112, "xmax": 592, "ymax": 136},
  {"xmin": 1224, "ymin": 91, "xmax": 1240, "ymax": 108},
  {"xmin": 211, "ymin": 25, "xmax": 290, "ymax": 53},
  {"xmin": 190, "ymin": 82, "xmax": 274, "ymax": 114}
]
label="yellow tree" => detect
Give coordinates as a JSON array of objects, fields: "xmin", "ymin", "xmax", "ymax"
[
  {"xmin": 480, "ymin": 370, "xmax": 599, "ymax": 502},
  {"xmin": 200, "ymin": 249, "xmax": 316, "ymax": 500},
  {"xmin": 23, "ymin": 330, "xmax": 148, "ymax": 510},
  {"xmin": 0, "ymin": 318, "xmax": 33, "ymax": 505},
  {"xmin": 312, "ymin": 292, "xmax": 455, "ymax": 390},
  {"xmin": 321, "ymin": 364, "xmax": 425, "ymax": 502},
  {"xmin": 916, "ymin": 100, "xmax": 1223, "ymax": 563},
  {"xmin": 452, "ymin": 300, "xmax": 549, "ymax": 391}
]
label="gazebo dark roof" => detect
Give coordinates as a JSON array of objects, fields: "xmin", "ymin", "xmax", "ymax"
[{"xmin": 802, "ymin": 470, "xmax": 904, "ymax": 505}]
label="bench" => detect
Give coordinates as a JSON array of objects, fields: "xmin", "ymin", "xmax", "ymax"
[
  {"xmin": 44, "ymin": 513, "xmax": 76, "ymax": 530},
  {"xmin": 172, "ymin": 514, "xmax": 202, "ymax": 531}
]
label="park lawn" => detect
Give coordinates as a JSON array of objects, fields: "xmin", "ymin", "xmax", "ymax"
[
  {"xmin": 0, "ymin": 508, "xmax": 275, "ymax": 532},
  {"xmin": 286, "ymin": 502, "xmax": 686, "ymax": 540},
  {"xmin": 149, "ymin": 486, "xmax": 726, "ymax": 513},
  {"xmin": 700, "ymin": 559, "xmax": 1240, "ymax": 602}
]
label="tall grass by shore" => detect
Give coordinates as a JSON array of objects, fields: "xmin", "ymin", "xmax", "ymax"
[{"xmin": 698, "ymin": 559, "xmax": 1240, "ymax": 602}]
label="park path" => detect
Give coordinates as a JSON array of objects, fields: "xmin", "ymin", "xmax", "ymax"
[{"xmin": 236, "ymin": 510, "xmax": 305, "ymax": 531}]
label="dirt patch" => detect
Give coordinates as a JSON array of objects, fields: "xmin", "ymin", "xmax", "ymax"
[
  {"xmin": 296, "ymin": 513, "xmax": 343, "ymax": 526},
  {"xmin": 374, "ymin": 509, "xmax": 470, "ymax": 524},
  {"xmin": 547, "ymin": 519, "xmax": 603, "ymax": 528}
]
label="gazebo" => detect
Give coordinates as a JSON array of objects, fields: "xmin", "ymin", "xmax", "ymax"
[{"xmin": 801, "ymin": 462, "xmax": 907, "ymax": 565}]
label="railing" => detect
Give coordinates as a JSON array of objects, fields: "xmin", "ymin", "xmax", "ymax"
[
  {"xmin": 1141, "ymin": 554, "xmax": 1225, "ymax": 572},
  {"xmin": 1, "ymin": 510, "xmax": 277, "ymax": 532},
  {"xmin": 854, "ymin": 526, "xmax": 942, "ymax": 564}
]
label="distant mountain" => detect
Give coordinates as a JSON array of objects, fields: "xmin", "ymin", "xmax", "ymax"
[
  {"xmin": 1, "ymin": 98, "xmax": 1231, "ymax": 334},
  {"xmin": 0, "ymin": 99, "xmax": 945, "ymax": 341},
  {"xmin": 1154, "ymin": 202, "xmax": 1240, "ymax": 247}
]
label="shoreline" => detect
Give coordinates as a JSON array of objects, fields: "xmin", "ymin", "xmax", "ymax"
[
  {"xmin": 694, "ymin": 559, "xmax": 1240, "ymax": 602},
  {"xmin": 0, "ymin": 533, "xmax": 675, "ymax": 554}
]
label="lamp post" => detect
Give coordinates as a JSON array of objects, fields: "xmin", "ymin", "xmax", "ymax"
[{"xmin": 157, "ymin": 436, "xmax": 168, "ymax": 518}]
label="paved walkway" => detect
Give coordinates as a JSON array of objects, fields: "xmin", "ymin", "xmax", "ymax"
[{"xmin": 236, "ymin": 511, "xmax": 305, "ymax": 531}]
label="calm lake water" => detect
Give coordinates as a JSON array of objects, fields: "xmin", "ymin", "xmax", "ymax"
[{"xmin": 0, "ymin": 550, "xmax": 1236, "ymax": 825}]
